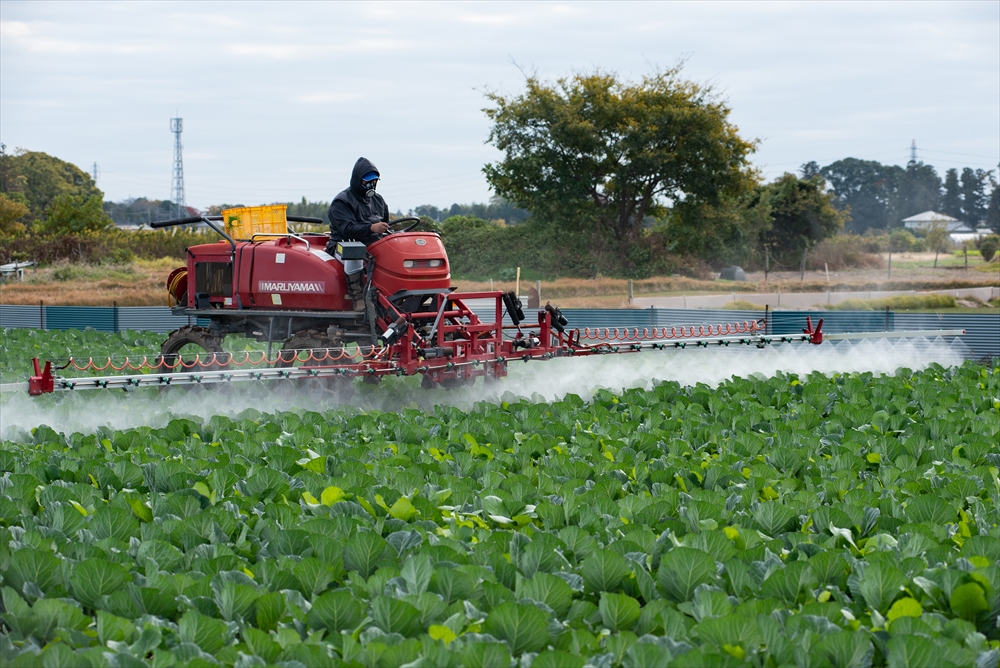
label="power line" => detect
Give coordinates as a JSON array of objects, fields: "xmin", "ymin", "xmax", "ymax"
[{"xmin": 919, "ymin": 148, "xmax": 1000, "ymax": 160}]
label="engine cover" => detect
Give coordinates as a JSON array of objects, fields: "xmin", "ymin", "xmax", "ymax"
[
  {"xmin": 242, "ymin": 240, "xmax": 348, "ymax": 310},
  {"xmin": 184, "ymin": 236, "xmax": 351, "ymax": 311},
  {"xmin": 368, "ymin": 232, "xmax": 450, "ymax": 297}
]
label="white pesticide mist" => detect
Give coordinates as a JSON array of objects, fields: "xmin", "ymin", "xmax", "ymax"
[
  {"xmin": 486, "ymin": 336, "xmax": 967, "ymax": 402},
  {"xmin": 0, "ymin": 337, "xmax": 967, "ymax": 438}
]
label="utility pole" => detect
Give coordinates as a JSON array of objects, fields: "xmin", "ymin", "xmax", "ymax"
[
  {"xmin": 910, "ymin": 140, "xmax": 917, "ymax": 164},
  {"xmin": 170, "ymin": 118, "xmax": 186, "ymax": 218},
  {"xmin": 92, "ymin": 162, "xmax": 99, "ymax": 185}
]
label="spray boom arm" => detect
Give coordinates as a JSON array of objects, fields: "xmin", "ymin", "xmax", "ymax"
[{"xmin": 22, "ymin": 291, "xmax": 965, "ymax": 396}]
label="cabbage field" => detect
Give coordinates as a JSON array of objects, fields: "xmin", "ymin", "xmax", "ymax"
[{"xmin": 1, "ymin": 335, "xmax": 999, "ymax": 666}]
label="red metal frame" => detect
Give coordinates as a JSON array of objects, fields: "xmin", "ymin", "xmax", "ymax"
[
  {"xmin": 27, "ymin": 289, "xmax": 770, "ymax": 395},
  {"xmin": 24, "ymin": 223, "xmax": 774, "ymax": 394}
]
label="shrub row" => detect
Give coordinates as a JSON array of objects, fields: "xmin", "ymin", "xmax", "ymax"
[
  {"xmin": 830, "ymin": 294, "xmax": 957, "ymax": 311},
  {"xmin": 0, "ymin": 229, "xmax": 213, "ymax": 266},
  {"xmin": 436, "ymin": 217, "xmax": 712, "ymax": 280}
]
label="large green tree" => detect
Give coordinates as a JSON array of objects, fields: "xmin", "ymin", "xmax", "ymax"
[
  {"xmin": 941, "ymin": 168, "xmax": 962, "ymax": 219},
  {"xmin": 891, "ymin": 161, "xmax": 941, "ymax": 222},
  {"xmin": 0, "ymin": 193, "xmax": 29, "ymax": 237},
  {"xmin": 35, "ymin": 193, "xmax": 112, "ymax": 234},
  {"xmin": 482, "ymin": 69, "xmax": 757, "ymax": 247},
  {"xmin": 660, "ymin": 189, "xmax": 771, "ymax": 267},
  {"xmin": 2, "ymin": 150, "xmax": 101, "ymax": 220},
  {"xmin": 821, "ymin": 158, "xmax": 901, "ymax": 232},
  {"xmin": 821, "ymin": 158, "xmax": 947, "ymax": 231},
  {"xmin": 0, "ymin": 147, "xmax": 104, "ymax": 231},
  {"xmin": 987, "ymin": 183, "xmax": 1000, "ymax": 234},
  {"xmin": 759, "ymin": 173, "xmax": 847, "ymax": 261},
  {"xmin": 959, "ymin": 167, "xmax": 992, "ymax": 226}
]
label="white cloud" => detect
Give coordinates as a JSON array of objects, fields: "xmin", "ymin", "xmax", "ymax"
[
  {"xmin": 166, "ymin": 13, "xmax": 245, "ymax": 29},
  {"xmin": 0, "ymin": 1, "xmax": 996, "ymax": 211},
  {"xmin": 184, "ymin": 152, "xmax": 222, "ymax": 161},
  {"xmin": 457, "ymin": 12, "xmax": 520, "ymax": 25},
  {"xmin": 296, "ymin": 93, "xmax": 364, "ymax": 104},
  {"xmin": 227, "ymin": 44, "xmax": 308, "ymax": 59},
  {"xmin": 0, "ymin": 20, "xmax": 31, "ymax": 37}
]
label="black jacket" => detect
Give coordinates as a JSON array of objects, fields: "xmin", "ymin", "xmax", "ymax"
[{"xmin": 327, "ymin": 157, "xmax": 389, "ymax": 250}]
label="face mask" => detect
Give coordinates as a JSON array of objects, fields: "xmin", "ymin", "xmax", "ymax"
[{"xmin": 362, "ymin": 178, "xmax": 377, "ymax": 198}]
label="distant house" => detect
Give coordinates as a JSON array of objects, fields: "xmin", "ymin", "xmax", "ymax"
[
  {"xmin": 950, "ymin": 227, "xmax": 996, "ymax": 246},
  {"xmin": 900, "ymin": 211, "xmax": 988, "ymax": 244},
  {"xmin": 901, "ymin": 211, "xmax": 971, "ymax": 233}
]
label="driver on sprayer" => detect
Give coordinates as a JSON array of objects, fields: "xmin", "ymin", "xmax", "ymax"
[{"xmin": 327, "ymin": 157, "xmax": 390, "ymax": 311}]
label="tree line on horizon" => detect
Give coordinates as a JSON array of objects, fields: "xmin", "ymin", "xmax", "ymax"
[
  {"xmin": 2, "ymin": 64, "xmax": 998, "ymax": 278},
  {"xmin": 807, "ymin": 159, "xmax": 997, "ymax": 234}
]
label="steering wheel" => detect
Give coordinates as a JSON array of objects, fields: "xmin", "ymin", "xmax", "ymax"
[{"xmin": 386, "ymin": 216, "xmax": 422, "ymax": 233}]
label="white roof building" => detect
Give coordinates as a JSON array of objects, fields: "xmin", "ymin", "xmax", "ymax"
[
  {"xmin": 950, "ymin": 228, "xmax": 996, "ymax": 245},
  {"xmin": 902, "ymin": 211, "xmax": 972, "ymax": 233}
]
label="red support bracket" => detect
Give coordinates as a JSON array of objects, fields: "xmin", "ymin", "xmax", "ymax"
[
  {"xmin": 29, "ymin": 358, "xmax": 54, "ymax": 395},
  {"xmin": 537, "ymin": 309, "xmax": 552, "ymax": 349},
  {"xmin": 803, "ymin": 316, "xmax": 824, "ymax": 344}
]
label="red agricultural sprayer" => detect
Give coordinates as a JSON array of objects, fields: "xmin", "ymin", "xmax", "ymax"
[{"xmin": 25, "ymin": 206, "xmax": 964, "ymax": 396}]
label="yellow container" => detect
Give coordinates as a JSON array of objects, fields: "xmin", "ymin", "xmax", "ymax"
[{"xmin": 221, "ymin": 204, "xmax": 288, "ymax": 240}]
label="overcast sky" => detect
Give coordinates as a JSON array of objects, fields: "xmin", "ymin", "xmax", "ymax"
[{"xmin": 1, "ymin": 1, "xmax": 997, "ymax": 213}]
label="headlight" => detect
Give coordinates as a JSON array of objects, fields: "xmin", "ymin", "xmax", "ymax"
[{"xmin": 403, "ymin": 259, "xmax": 444, "ymax": 269}]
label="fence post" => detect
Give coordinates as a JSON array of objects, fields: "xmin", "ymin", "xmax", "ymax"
[
  {"xmin": 628, "ymin": 279, "xmax": 633, "ymax": 306},
  {"xmin": 536, "ymin": 280, "xmax": 542, "ymax": 304},
  {"xmin": 114, "ymin": 301, "xmax": 119, "ymax": 333},
  {"xmin": 40, "ymin": 300, "xmax": 45, "ymax": 331}
]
